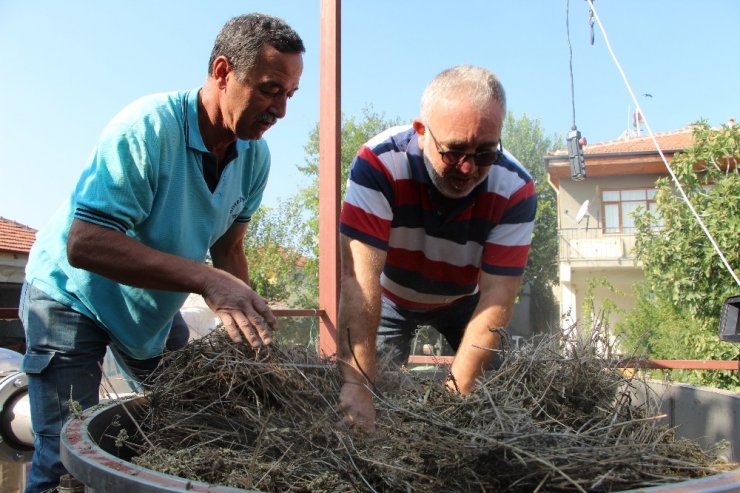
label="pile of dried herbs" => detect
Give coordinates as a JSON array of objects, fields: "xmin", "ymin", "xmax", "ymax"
[{"xmin": 116, "ymin": 326, "xmax": 734, "ymax": 492}]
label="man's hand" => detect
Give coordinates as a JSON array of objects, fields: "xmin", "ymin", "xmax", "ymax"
[
  {"xmin": 338, "ymin": 382, "xmax": 376, "ymax": 433},
  {"xmin": 202, "ymin": 269, "xmax": 277, "ymax": 348}
]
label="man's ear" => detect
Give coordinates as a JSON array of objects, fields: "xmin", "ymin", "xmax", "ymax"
[
  {"xmin": 211, "ymin": 56, "xmax": 231, "ymax": 89},
  {"xmin": 412, "ymin": 119, "xmax": 425, "ymax": 150}
]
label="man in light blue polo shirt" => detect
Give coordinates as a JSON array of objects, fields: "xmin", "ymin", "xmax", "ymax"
[{"xmin": 20, "ymin": 13, "xmax": 304, "ymax": 492}]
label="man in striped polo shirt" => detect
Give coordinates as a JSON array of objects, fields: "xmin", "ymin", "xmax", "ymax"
[{"xmin": 337, "ymin": 65, "xmax": 536, "ymax": 431}]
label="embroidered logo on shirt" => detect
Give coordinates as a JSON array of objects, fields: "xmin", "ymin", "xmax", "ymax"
[{"xmin": 229, "ymin": 197, "xmax": 246, "ymax": 220}]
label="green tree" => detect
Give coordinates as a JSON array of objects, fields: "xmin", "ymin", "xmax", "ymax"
[
  {"xmin": 619, "ymin": 121, "xmax": 740, "ymax": 389},
  {"xmin": 634, "ymin": 121, "xmax": 739, "ymax": 320},
  {"xmin": 244, "ymin": 199, "xmax": 316, "ymax": 307},
  {"xmin": 293, "ymin": 105, "xmax": 403, "ymax": 262},
  {"xmin": 244, "ymin": 200, "xmax": 320, "ymax": 346},
  {"xmin": 502, "ymin": 113, "xmax": 562, "ymax": 333}
]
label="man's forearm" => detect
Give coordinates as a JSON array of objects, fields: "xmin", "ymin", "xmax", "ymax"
[
  {"xmin": 67, "ymin": 219, "xmax": 214, "ymax": 295},
  {"xmin": 450, "ymin": 306, "xmax": 510, "ymax": 394},
  {"xmin": 210, "ymin": 222, "xmax": 250, "ymax": 284},
  {"xmin": 337, "ymin": 236, "xmax": 387, "ymax": 385},
  {"xmin": 337, "ymin": 287, "xmax": 380, "ymax": 385},
  {"xmin": 212, "ymin": 248, "xmax": 249, "ymax": 284},
  {"xmin": 450, "ymin": 274, "xmax": 521, "ymax": 394}
]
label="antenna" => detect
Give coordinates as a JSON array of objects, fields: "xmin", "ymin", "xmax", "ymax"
[
  {"xmin": 575, "ymin": 200, "xmax": 590, "ymax": 223},
  {"xmin": 575, "ymin": 199, "xmax": 591, "ymax": 230}
]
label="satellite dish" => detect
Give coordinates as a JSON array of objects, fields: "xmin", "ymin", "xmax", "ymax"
[{"xmin": 575, "ymin": 200, "xmax": 590, "ymax": 223}]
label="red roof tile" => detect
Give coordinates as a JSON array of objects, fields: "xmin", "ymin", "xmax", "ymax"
[
  {"xmin": 548, "ymin": 126, "xmax": 696, "ymax": 157},
  {"xmin": 0, "ymin": 217, "xmax": 37, "ymax": 254},
  {"xmin": 582, "ymin": 127, "xmax": 695, "ymax": 154}
]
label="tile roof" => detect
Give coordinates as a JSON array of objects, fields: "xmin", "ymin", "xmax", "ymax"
[
  {"xmin": 0, "ymin": 217, "xmax": 37, "ymax": 254},
  {"xmin": 548, "ymin": 126, "xmax": 696, "ymax": 157},
  {"xmin": 582, "ymin": 127, "xmax": 695, "ymax": 154}
]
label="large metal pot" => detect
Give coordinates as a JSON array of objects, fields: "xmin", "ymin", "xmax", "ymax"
[
  {"xmin": 62, "ymin": 392, "xmax": 740, "ymax": 493},
  {"xmin": 60, "ymin": 396, "xmax": 258, "ymax": 493}
]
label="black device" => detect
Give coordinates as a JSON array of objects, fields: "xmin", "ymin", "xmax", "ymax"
[
  {"xmin": 567, "ymin": 128, "xmax": 586, "ymax": 181},
  {"xmin": 719, "ymin": 295, "xmax": 740, "ymax": 342}
]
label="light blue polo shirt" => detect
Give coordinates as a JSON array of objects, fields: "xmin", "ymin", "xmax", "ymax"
[{"xmin": 26, "ymin": 89, "xmax": 270, "ymax": 358}]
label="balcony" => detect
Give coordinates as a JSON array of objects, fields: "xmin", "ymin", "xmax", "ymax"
[{"xmin": 558, "ymin": 227, "xmax": 638, "ymax": 267}]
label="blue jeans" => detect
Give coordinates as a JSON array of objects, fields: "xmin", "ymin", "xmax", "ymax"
[
  {"xmin": 376, "ymin": 293, "xmax": 480, "ymax": 366},
  {"xmin": 19, "ymin": 282, "xmax": 188, "ymax": 493}
]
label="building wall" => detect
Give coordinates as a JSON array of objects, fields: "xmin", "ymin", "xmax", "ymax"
[
  {"xmin": 0, "ymin": 252, "xmax": 27, "ymax": 284},
  {"xmin": 0, "ymin": 252, "xmax": 29, "ymax": 352},
  {"xmin": 557, "ymin": 174, "xmax": 665, "ymax": 231},
  {"xmin": 560, "ymin": 267, "xmax": 644, "ymax": 335},
  {"xmin": 556, "ymin": 173, "xmax": 665, "ymax": 336}
]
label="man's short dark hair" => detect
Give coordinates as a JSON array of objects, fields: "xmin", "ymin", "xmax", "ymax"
[{"xmin": 208, "ymin": 13, "xmax": 305, "ymax": 80}]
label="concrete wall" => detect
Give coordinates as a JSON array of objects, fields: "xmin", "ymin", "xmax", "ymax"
[
  {"xmin": 555, "ymin": 173, "xmax": 665, "ymax": 335},
  {"xmin": 562, "ymin": 267, "xmax": 644, "ymax": 332},
  {"xmin": 637, "ymin": 381, "xmax": 740, "ymax": 462},
  {"xmin": 557, "ymin": 174, "xmax": 665, "ymax": 230},
  {"xmin": 509, "ymin": 282, "xmax": 532, "ymax": 338},
  {"xmin": 0, "ymin": 252, "xmax": 27, "ymax": 284}
]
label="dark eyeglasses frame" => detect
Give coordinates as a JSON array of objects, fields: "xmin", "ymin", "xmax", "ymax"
[{"xmin": 426, "ymin": 125, "xmax": 503, "ymax": 168}]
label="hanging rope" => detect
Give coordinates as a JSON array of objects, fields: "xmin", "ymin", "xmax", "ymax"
[
  {"xmin": 565, "ymin": 0, "xmax": 586, "ymax": 181},
  {"xmin": 565, "ymin": 0, "xmax": 577, "ymax": 131},
  {"xmin": 585, "ymin": 0, "xmax": 739, "ymax": 287}
]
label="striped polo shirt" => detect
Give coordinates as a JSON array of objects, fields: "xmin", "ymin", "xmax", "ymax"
[{"xmin": 339, "ymin": 125, "xmax": 536, "ymax": 311}]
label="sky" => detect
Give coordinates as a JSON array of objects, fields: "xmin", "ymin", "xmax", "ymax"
[{"xmin": 1, "ymin": 0, "xmax": 738, "ymax": 230}]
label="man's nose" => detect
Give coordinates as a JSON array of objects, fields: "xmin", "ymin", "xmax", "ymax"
[
  {"xmin": 457, "ymin": 155, "xmax": 476, "ymax": 174},
  {"xmin": 271, "ymin": 94, "xmax": 288, "ymax": 119}
]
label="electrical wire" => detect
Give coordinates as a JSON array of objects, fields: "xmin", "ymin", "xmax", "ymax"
[
  {"xmin": 586, "ymin": 0, "xmax": 739, "ymax": 287},
  {"xmin": 565, "ymin": 0, "xmax": 576, "ymax": 130}
]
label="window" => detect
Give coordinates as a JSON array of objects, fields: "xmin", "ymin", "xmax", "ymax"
[{"xmin": 602, "ymin": 188, "xmax": 658, "ymax": 233}]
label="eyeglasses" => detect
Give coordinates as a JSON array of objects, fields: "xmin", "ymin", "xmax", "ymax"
[{"xmin": 426, "ymin": 126, "xmax": 503, "ymax": 168}]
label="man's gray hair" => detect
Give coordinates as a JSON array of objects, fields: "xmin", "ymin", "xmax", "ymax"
[
  {"xmin": 420, "ymin": 65, "xmax": 506, "ymax": 121},
  {"xmin": 208, "ymin": 13, "xmax": 305, "ymax": 80}
]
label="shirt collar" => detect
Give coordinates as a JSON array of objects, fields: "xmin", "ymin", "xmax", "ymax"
[
  {"xmin": 183, "ymin": 88, "xmax": 250, "ymax": 154},
  {"xmin": 183, "ymin": 89, "xmax": 208, "ymax": 153}
]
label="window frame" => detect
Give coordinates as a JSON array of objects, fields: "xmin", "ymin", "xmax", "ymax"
[{"xmin": 601, "ymin": 187, "xmax": 657, "ymax": 234}]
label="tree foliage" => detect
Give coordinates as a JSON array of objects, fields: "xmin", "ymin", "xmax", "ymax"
[
  {"xmin": 618, "ymin": 282, "xmax": 739, "ymax": 389},
  {"xmin": 619, "ymin": 121, "xmax": 740, "ymax": 389},
  {"xmin": 244, "ymin": 200, "xmax": 316, "ymax": 307},
  {"xmin": 633, "ymin": 121, "xmax": 739, "ymax": 320},
  {"xmin": 502, "ymin": 113, "xmax": 562, "ymax": 332},
  {"xmin": 292, "ymin": 105, "xmax": 403, "ymax": 262}
]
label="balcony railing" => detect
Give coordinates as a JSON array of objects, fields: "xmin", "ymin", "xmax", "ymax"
[{"xmin": 558, "ymin": 227, "xmax": 638, "ymax": 263}]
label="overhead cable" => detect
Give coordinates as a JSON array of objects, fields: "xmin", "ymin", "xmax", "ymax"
[
  {"xmin": 565, "ymin": 0, "xmax": 586, "ymax": 180},
  {"xmin": 586, "ymin": 0, "xmax": 739, "ymax": 287}
]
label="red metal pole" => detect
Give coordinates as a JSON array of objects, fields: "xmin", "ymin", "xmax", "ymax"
[{"xmin": 318, "ymin": 0, "xmax": 341, "ymax": 358}]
